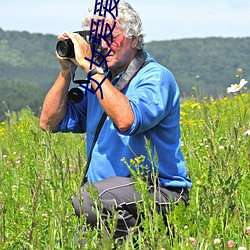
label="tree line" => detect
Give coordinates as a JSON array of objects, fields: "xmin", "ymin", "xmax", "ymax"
[{"xmin": 0, "ymin": 28, "xmax": 249, "ymax": 120}]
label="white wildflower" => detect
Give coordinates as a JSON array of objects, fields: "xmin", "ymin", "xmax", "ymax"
[
  {"xmin": 227, "ymin": 79, "xmax": 248, "ymax": 93},
  {"xmin": 244, "ymin": 130, "xmax": 250, "ymax": 136},
  {"xmin": 214, "ymin": 238, "xmax": 221, "ymax": 244},
  {"xmin": 238, "ymin": 247, "xmax": 246, "ymax": 250}
]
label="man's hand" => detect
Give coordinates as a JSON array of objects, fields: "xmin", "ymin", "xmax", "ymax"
[
  {"xmin": 62, "ymin": 31, "xmax": 92, "ymax": 72},
  {"xmin": 56, "ymin": 33, "xmax": 78, "ymax": 72}
]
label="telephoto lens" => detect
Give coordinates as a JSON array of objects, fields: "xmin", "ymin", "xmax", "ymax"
[{"xmin": 56, "ymin": 39, "xmax": 75, "ymax": 58}]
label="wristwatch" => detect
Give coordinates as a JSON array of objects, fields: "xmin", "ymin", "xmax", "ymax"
[{"xmin": 89, "ymin": 67, "xmax": 105, "ymax": 77}]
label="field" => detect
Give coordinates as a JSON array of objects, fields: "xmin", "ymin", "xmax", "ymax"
[{"xmin": 0, "ymin": 90, "xmax": 249, "ymax": 249}]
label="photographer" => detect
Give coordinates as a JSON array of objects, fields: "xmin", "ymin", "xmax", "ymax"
[{"xmin": 40, "ymin": 0, "xmax": 192, "ymax": 244}]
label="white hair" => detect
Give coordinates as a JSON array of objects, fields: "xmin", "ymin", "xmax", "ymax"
[{"xmin": 82, "ymin": 1, "xmax": 145, "ymax": 49}]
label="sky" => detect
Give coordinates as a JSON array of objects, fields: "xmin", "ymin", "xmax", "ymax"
[{"xmin": 1, "ymin": 0, "xmax": 250, "ymax": 42}]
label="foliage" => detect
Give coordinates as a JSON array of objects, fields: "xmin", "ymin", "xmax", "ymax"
[
  {"xmin": 0, "ymin": 29, "xmax": 61, "ymax": 121},
  {"xmin": 0, "ymin": 79, "xmax": 46, "ymax": 121},
  {"xmin": 0, "ymin": 92, "xmax": 249, "ymax": 249},
  {"xmin": 0, "ymin": 28, "xmax": 60, "ymax": 90},
  {"xmin": 146, "ymin": 37, "xmax": 250, "ymax": 98},
  {"xmin": 0, "ymin": 29, "xmax": 250, "ymax": 119}
]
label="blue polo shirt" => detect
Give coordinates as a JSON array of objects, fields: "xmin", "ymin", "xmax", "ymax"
[{"xmin": 57, "ymin": 53, "xmax": 192, "ymax": 188}]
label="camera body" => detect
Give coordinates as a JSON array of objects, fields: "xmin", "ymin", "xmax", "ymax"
[{"xmin": 56, "ymin": 30, "xmax": 101, "ymax": 58}]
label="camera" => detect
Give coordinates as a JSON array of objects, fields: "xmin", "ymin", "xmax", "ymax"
[
  {"xmin": 56, "ymin": 30, "xmax": 101, "ymax": 58},
  {"xmin": 56, "ymin": 31, "xmax": 103, "ymax": 103}
]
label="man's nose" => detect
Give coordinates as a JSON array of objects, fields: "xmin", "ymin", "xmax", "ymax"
[{"xmin": 101, "ymin": 39, "xmax": 110, "ymax": 49}]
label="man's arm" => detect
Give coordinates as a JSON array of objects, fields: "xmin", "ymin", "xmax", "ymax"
[
  {"xmin": 40, "ymin": 69, "xmax": 71, "ymax": 132},
  {"xmin": 90, "ymin": 73, "xmax": 135, "ymax": 132}
]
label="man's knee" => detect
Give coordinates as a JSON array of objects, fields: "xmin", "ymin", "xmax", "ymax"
[{"xmin": 72, "ymin": 187, "xmax": 97, "ymax": 225}]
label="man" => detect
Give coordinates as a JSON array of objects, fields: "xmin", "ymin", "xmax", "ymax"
[{"xmin": 40, "ymin": 0, "xmax": 192, "ymax": 242}]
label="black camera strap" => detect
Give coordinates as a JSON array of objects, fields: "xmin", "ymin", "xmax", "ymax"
[
  {"xmin": 81, "ymin": 50, "xmax": 150, "ymax": 186},
  {"xmin": 81, "ymin": 111, "xmax": 107, "ymax": 185}
]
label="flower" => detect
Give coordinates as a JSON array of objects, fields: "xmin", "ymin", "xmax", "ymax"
[
  {"xmin": 214, "ymin": 238, "xmax": 221, "ymax": 244},
  {"xmin": 238, "ymin": 247, "xmax": 246, "ymax": 250},
  {"xmin": 244, "ymin": 130, "xmax": 250, "ymax": 136},
  {"xmin": 237, "ymin": 67, "xmax": 243, "ymax": 73},
  {"xmin": 20, "ymin": 207, "xmax": 25, "ymax": 214},
  {"xmin": 227, "ymin": 79, "xmax": 248, "ymax": 93},
  {"xmin": 11, "ymin": 185, "xmax": 18, "ymax": 192},
  {"xmin": 228, "ymin": 240, "xmax": 235, "ymax": 248},
  {"xmin": 189, "ymin": 237, "xmax": 196, "ymax": 245},
  {"xmin": 42, "ymin": 213, "xmax": 48, "ymax": 221},
  {"xmin": 246, "ymin": 226, "xmax": 250, "ymax": 235}
]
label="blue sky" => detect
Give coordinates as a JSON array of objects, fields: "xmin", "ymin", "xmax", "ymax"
[{"xmin": 1, "ymin": 0, "xmax": 250, "ymax": 42}]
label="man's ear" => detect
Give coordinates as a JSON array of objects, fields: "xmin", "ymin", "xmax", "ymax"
[{"xmin": 131, "ymin": 36, "xmax": 138, "ymax": 49}]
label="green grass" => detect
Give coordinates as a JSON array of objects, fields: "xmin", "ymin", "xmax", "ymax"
[{"xmin": 0, "ymin": 93, "xmax": 249, "ymax": 249}]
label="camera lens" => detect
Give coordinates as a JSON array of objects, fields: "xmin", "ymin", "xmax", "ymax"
[
  {"xmin": 56, "ymin": 39, "xmax": 75, "ymax": 58},
  {"xmin": 68, "ymin": 88, "xmax": 84, "ymax": 103}
]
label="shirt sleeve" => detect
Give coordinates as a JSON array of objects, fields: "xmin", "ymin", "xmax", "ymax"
[{"xmin": 56, "ymin": 91, "xmax": 87, "ymax": 133}]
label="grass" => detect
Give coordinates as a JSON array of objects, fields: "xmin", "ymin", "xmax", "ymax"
[{"xmin": 0, "ymin": 92, "xmax": 249, "ymax": 249}]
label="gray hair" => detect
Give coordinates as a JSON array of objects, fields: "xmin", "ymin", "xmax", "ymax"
[{"xmin": 82, "ymin": 1, "xmax": 145, "ymax": 49}]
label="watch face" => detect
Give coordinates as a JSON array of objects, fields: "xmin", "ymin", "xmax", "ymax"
[{"xmin": 97, "ymin": 67, "xmax": 104, "ymax": 74}]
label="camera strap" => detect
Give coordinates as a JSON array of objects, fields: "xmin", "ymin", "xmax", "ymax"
[{"xmin": 81, "ymin": 50, "xmax": 150, "ymax": 186}]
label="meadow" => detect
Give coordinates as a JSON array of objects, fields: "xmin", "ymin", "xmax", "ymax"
[{"xmin": 0, "ymin": 89, "xmax": 249, "ymax": 249}]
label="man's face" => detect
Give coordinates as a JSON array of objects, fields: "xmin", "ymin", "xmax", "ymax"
[{"xmin": 91, "ymin": 19, "xmax": 137, "ymax": 72}]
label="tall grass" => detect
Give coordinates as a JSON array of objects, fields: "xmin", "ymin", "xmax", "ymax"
[{"xmin": 0, "ymin": 93, "xmax": 249, "ymax": 249}]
